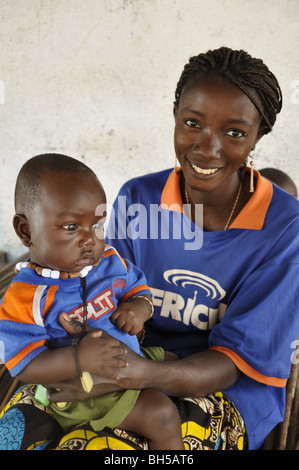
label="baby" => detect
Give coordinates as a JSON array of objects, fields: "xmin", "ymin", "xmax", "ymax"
[
  {"xmin": 0, "ymin": 153, "xmax": 184, "ymax": 450},
  {"xmin": 259, "ymin": 167, "xmax": 298, "ymax": 198}
]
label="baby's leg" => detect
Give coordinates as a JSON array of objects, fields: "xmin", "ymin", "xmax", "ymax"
[{"xmin": 119, "ymin": 389, "xmax": 185, "ymax": 450}]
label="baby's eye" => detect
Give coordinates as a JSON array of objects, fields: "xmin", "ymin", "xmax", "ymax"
[
  {"xmin": 62, "ymin": 223, "xmax": 78, "ymax": 231},
  {"xmin": 185, "ymin": 119, "xmax": 201, "ymax": 129},
  {"xmin": 226, "ymin": 129, "xmax": 246, "ymax": 138}
]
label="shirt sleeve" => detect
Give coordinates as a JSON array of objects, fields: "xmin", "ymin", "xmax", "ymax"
[
  {"xmin": 209, "ymin": 221, "xmax": 299, "ymax": 388},
  {"xmin": 0, "ymin": 281, "xmax": 57, "ymax": 376},
  {"xmin": 120, "ymin": 257, "xmax": 152, "ymax": 301},
  {"xmin": 103, "ymin": 245, "xmax": 152, "ymax": 301}
]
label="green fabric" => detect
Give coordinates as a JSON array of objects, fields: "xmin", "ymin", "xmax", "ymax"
[
  {"xmin": 140, "ymin": 345, "xmax": 165, "ymax": 362},
  {"xmin": 50, "ymin": 389, "xmax": 140, "ymax": 433},
  {"xmin": 50, "ymin": 346, "xmax": 164, "ymax": 433}
]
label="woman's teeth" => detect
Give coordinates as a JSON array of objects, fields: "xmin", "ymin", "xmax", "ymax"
[{"xmin": 191, "ymin": 162, "xmax": 219, "ymax": 175}]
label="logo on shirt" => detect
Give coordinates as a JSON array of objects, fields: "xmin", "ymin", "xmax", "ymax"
[
  {"xmin": 151, "ymin": 269, "xmax": 227, "ymax": 330},
  {"xmin": 164, "ymin": 269, "xmax": 226, "ymax": 300},
  {"xmin": 68, "ymin": 288, "xmax": 116, "ymax": 322}
]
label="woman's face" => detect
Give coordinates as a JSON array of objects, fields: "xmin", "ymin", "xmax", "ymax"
[{"xmin": 174, "ymin": 78, "xmax": 263, "ymax": 193}]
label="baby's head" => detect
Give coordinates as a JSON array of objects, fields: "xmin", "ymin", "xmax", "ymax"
[
  {"xmin": 259, "ymin": 167, "xmax": 298, "ymax": 198},
  {"xmin": 14, "ymin": 153, "xmax": 107, "ymax": 273}
]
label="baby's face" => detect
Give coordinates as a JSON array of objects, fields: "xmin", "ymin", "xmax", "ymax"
[{"xmin": 27, "ymin": 171, "xmax": 107, "ymax": 273}]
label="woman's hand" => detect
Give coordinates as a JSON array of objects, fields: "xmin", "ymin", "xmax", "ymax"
[
  {"xmin": 17, "ymin": 312, "xmax": 129, "ymax": 386},
  {"xmin": 45, "ymin": 312, "xmax": 149, "ymax": 403},
  {"xmin": 59, "ymin": 312, "xmax": 150, "ymax": 384},
  {"xmin": 46, "ymin": 349, "xmax": 149, "ymax": 403},
  {"xmin": 58, "ymin": 312, "xmax": 128, "ymax": 377}
]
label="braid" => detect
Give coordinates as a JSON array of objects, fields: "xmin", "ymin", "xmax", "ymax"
[{"xmin": 174, "ymin": 47, "xmax": 282, "ymax": 134}]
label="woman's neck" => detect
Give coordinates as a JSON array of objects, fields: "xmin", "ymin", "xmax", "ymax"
[{"xmin": 182, "ymin": 171, "xmax": 252, "ymax": 231}]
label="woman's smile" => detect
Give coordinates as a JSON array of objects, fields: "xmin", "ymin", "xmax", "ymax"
[{"xmin": 188, "ymin": 159, "xmax": 221, "ymax": 176}]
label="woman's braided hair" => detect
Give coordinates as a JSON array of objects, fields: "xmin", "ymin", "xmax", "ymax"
[{"xmin": 174, "ymin": 47, "xmax": 282, "ymax": 134}]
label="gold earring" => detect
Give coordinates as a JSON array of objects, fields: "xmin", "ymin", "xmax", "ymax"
[{"xmin": 249, "ymin": 152, "xmax": 255, "ymax": 193}]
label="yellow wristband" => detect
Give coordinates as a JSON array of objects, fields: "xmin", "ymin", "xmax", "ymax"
[{"xmin": 72, "ymin": 337, "xmax": 94, "ymax": 393}]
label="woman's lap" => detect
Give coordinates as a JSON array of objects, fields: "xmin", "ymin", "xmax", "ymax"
[{"xmin": 0, "ymin": 384, "xmax": 247, "ymax": 450}]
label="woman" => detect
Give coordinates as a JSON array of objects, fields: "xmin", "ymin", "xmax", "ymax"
[
  {"xmin": 1, "ymin": 47, "xmax": 299, "ymax": 451},
  {"xmin": 103, "ymin": 47, "xmax": 299, "ymax": 450}
]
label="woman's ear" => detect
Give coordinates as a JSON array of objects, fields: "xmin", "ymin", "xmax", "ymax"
[{"xmin": 13, "ymin": 214, "xmax": 32, "ymax": 247}]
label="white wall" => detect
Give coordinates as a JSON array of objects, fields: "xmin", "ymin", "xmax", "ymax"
[{"xmin": 0, "ymin": 0, "xmax": 298, "ymax": 259}]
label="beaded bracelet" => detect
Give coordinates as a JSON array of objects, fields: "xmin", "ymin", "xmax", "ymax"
[
  {"xmin": 72, "ymin": 337, "xmax": 94, "ymax": 393},
  {"xmin": 129, "ymin": 294, "xmax": 154, "ymax": 320}
]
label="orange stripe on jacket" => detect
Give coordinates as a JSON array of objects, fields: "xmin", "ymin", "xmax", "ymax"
[
  {"xmin": 121, "ymin": 285, "xmax": 151, "ymax": 301},
  {"xmin": 161, "ymin": 169, "xmax": 184, "ymax": 213},
  {"xmin": 104, "ymin": 245, "xmax": 128, "ymax": 269},
  {"xmin": 5, "ymin": 340, "xmax": 47, "ymax": 371},
  {"xmin": 229, "ymin": 170, "xmax": 273, "ymax": 230},
  {"xmin": 0, "ymin": 282, "xmax": 58, "ymax": 323},
  {"xmin": 210, "ymin": 345, "xmax": 287, "ymax": 388},
  {"xmin": 0, "ymin": 282, "xmax": 40, "ymax": 324}
]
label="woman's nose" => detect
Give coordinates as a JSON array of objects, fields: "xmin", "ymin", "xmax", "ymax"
[{"xmin": 193, "ymin": 131, "xmax": 221, "ymax": 159}]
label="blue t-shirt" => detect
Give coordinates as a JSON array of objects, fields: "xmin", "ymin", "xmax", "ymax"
[
  {"xmin": 106, "ymin": 167, "xmax": 299, "ymax": 450},
  {"xmin": 0, "ymin": 245, "xmax": 151, "ymax": 377}
]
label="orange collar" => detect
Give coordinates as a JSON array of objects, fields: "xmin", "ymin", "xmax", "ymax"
[{"xmin": 161, "ymin": 168, "xmax": 273, "ymax": 230}]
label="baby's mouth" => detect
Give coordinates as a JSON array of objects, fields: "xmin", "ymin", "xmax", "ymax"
[{"xmin": 77, "ymin": 252, "xmax": 94, "ymax": 266}]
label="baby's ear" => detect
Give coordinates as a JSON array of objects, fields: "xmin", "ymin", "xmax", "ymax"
[{"xmin": 13, "ymin": 214, "xmax": 32, "ymax": 247}]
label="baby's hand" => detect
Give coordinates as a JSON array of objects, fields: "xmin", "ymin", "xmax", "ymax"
[{"xmin": 110, "ymin": 296, "xmax": 153, "ymax": 336}]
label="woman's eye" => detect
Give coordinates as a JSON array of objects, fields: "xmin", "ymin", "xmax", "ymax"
[
  {"xmin": 185, "ymin": 119, "xmax": 201, "ymax": 129},
  {"xmin": 62, "ymin": 223, "xmax": 77, "ymax": 231},
  {"xmin": 227, "ymin": 129, "xmax": 246, "ymax": 138}
]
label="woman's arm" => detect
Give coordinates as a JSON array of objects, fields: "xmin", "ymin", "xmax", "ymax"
[
  {"xmin": 115, "ymin": 346, "xmax": 239, "ymax": 398},
  {"xmin": 46, "ymin": 346, "xmax": 239, "ymax": 402},
  {"xmin": 45, "ymin": 313, "xmax": 239, "ymax": 402}
]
